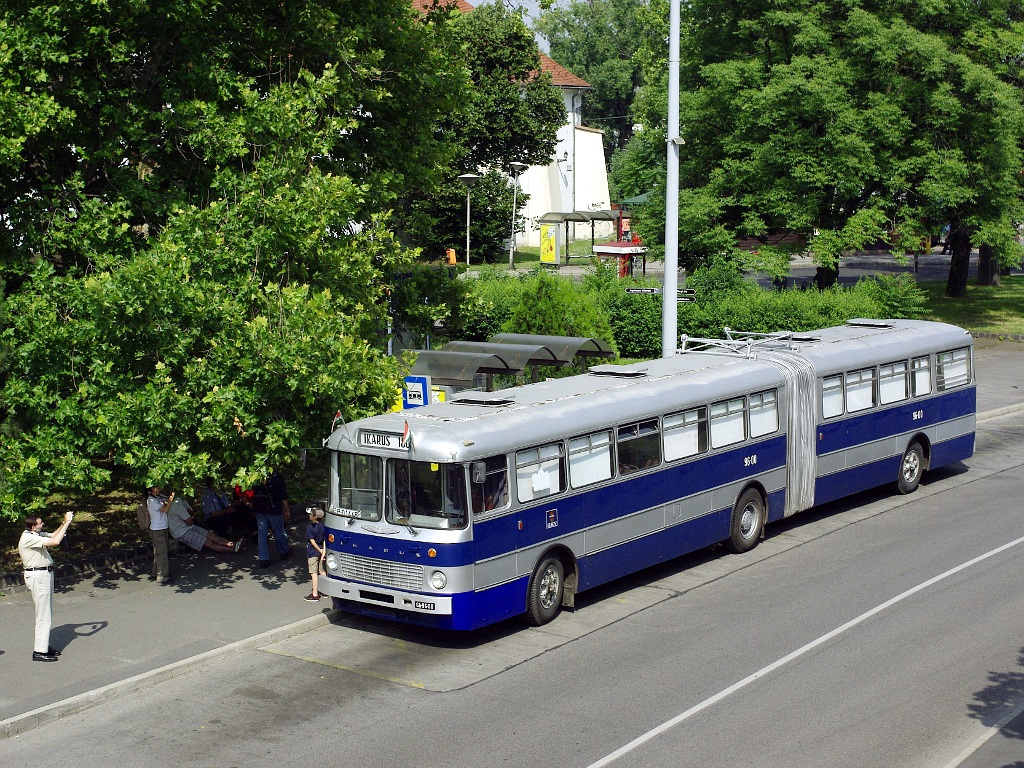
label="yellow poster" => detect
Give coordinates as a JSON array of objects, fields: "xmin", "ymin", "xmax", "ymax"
[{"xmin": 540, "ymin": 224, "xmax": 557, "ymax": 264}]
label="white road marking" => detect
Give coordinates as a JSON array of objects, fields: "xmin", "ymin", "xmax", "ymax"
[{"xmin": 588, "ymin": 534, "xmax": 1024, "ymax": 768}]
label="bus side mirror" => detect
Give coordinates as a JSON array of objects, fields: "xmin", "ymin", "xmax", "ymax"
[{"xmin": 471, "ymin": 462, "xmax": 487, "ymax": 484}]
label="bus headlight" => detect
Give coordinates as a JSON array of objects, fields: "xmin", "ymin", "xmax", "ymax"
[
  {"xmin": 325, "ymin": 553, "xmax": 338, "ymax": 572},
  {"xmin": 429, "ymin": 570, "xmax": 447, "ymax": 590}
]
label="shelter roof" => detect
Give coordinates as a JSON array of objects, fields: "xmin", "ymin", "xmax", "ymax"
[{"xmin": 536, "ymin": 210, "xmax": 620, "ymax": 224}]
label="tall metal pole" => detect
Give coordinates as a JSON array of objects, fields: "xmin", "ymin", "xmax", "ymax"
[
  {"xmin": 508, "ymin": 162, "xmax": 527, "ymax": 270},
  {"xmin": 457, "ymin": 173, "xmax": 479, "ymax": 267},
  {"xmin": 465, "ymin": 187, "xmax": 472, "ymax": 266},
  {"xmin": 509, "ymin": 180, "xmax": 518, "ymax": 269},
  {"xmin": 661, "ymin": 0, "xmax": 681, "ymax": 358}
]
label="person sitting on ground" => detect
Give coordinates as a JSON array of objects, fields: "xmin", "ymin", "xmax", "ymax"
[
  {"xmin": 166, "ymin": 493, "xmax": 243, "ymax": 554},
  {"xmin": 201, "ymin": 477, "xmax": 256, "ymax": 540}
]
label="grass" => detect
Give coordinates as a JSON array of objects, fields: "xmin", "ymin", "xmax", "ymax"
[
  {"xmin": 918, "ymin": 275, "xmax": 1024, "ymax": 336},
  {"xmin": 3, "ymin": 272, "xmax": 1021, "ymax": 578}
]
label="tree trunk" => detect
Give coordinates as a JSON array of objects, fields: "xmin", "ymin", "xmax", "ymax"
[
  {"xmin": 977, "ymin": 244, "xmax": 1000, "ymax": 286},
  {"xmin": 945, "ymin": 225, "xmax": 971, "ymax": 298}
]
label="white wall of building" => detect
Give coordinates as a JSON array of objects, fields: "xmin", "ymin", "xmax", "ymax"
[{"xmin": 515, "ymin": 89, "xmax": 614, "ymax": 248}]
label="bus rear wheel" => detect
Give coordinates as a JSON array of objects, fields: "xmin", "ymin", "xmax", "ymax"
[
  {"xmin": 898, "ymin": 442, "xmax": 924, "ymax": 495},
  {"xmin": 526, "ymin": 556, "xmax": 564, "ymax": 626},
  {"xmin": 727, "ymin": 488, "xmax": 764, "ymax": 554}
]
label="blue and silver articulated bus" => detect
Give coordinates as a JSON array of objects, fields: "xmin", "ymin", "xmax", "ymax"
[{"xmin": 319, "ymin": 319, "xmax": 976, "ymax": 630}]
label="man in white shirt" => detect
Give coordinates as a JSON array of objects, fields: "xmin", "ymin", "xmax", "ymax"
[
  {"xmin": 147, "ymin": 485, "xmax": 173, "ymax": 585},
  {"xmin": 19, "ymin": 511, "xmax": 74, "ymax": 661}
]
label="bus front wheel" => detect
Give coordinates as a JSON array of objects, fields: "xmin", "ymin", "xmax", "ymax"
[
  {"xmin": 728, "ymin": 488, "xmax": 764, "ymax": 554},
  {"xmin": 898, "ymin": 442, "xmax": 925, "ymax": 495},
  {"xmin": 526, "ymin": 556, "xmax": 564, "ymax": 626}
]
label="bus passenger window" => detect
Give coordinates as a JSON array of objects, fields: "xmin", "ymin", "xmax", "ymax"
[
  {"xmin": 516, "ymin": 443, "xmax": 566, "ymax": 503},
  {"xmin": 664, "ymin": 407, "xmax": 708, "ymax": 461},
  {"xmin": 822, "ymin": 376, "xmax": 843, "ymax": 419},
  {"xmin": 879, "ymin": 362, "xmax": 909, "ymax": 405},
  {"xmin": 845, "ymin": 368, "xmax": 876, "ymax": 413},
  {"xmin": 617, "ymin": 420, "xmax": 660, "ymax": 475},
  {"xmin": 569, "ymin": 431, "xmax": 613, "ymax": 488},
  {"xmin": 472, "ymin": 455, "xmax": 509, "ymax": 514},
  {"xmin": 936, "ymin": 348, "xmax": 971, "ymax": 391},
  {"xmin": 749, "ymin": 390, "xmax": 779, "ymax": 438},
  {"xmin": 710, "ymin": 398, "xmax": 745, "ymax": 449},
  {"xmin": 911, "ymin": 356, "xmax": 932, "ymax": 396}
]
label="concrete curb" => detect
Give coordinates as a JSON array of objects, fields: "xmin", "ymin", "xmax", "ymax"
[{"xmin": 0, "ymin": 608, "xmax": 339, "ymax": 740}]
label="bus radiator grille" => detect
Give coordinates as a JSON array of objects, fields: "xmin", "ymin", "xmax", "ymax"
[{"xmin": 338, "ymin": 553, "xmax": 424, "ymax": 591}]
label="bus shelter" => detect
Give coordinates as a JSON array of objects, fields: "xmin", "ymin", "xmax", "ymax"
[{"xmin": 537, "ymin": 210, "xmax": 620, "ymax": 265}]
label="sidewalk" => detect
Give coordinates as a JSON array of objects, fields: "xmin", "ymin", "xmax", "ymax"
[{"xmin": 0, "ymin": 341, "xmax": 1022, "ymax": 742}]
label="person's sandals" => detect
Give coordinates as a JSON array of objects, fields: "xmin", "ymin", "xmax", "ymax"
[{"xmin": 233, "ymin": 537, "xmax": 245, "ymax": 553}]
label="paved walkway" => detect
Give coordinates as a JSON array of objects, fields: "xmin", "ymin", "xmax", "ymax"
[{"xmin": 0, "ymin": 339, "xmax": 1022, "ymax": 762}]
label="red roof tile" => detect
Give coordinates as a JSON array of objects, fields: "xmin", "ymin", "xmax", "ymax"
[
  {"xmin": 411, "ymin": 0, "xmax": 477, "ymax": 12},
  {"xmin": 536, "ymin": 52, "xmax": 590, "ymax": 89}
]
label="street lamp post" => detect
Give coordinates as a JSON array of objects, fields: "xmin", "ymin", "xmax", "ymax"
[
  {"xmin": 508, "ymin": 162, "xmax": 528, "ymax": 270},
  {"xmin": 457, "ymin": 173, "xmax": 480, "ymax": 266}
]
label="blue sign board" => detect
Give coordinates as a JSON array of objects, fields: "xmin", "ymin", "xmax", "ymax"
[{"xmin": 403, "ymin": 375, "xmax": 431, "ymax": 409}]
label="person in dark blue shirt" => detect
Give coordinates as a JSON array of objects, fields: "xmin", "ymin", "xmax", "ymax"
[{"xmin": 304, "ymin": 507, "xmax": 326, "ymax": 602}]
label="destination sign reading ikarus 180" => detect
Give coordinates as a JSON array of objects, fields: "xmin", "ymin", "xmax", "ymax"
[{"xmin": 359, "ymin": 431, "xmax": 409, "ymax": 450}]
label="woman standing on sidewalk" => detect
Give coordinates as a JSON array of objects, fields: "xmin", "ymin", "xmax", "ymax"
[{"xmin": 19, "ymin": 511, "xmax": 73, "ymax": 662}]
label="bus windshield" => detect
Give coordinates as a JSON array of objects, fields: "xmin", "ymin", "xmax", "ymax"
[
  {"xmin": 385, "ymin": 459, "xmax": 468, "ymax": 529},
  {"xmin": 334, "ymin": 452, "xmax": 383, "ymax": 520}
]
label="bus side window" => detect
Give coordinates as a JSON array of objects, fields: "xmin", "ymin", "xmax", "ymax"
[
  {"xmin": 911, "ymin": 356, "xmax": 932, "ymax": 396},
  {"xmin": 936, "ymin": 347, "xmax": 971, "ymax": 391},
  {"xmin": 617, "ymin": 419, "xmax": 660, "ymax": 475},
  {"xmin": 845, "ymin": 368, "xmax": 876, "ymax": 413},
  {"xmin": 664, "ymin": 407, "xmax": 708, "ymax": 461},
  {"xmin": 822, "ymin": 375, "xmax": 844, "ymax": 419},
  {"xmin": 473, "ymin": 455, "xmax": 509, "ymax": 514},
  {"xmin": 879, "ymin": 361, "xmax": 909, "ymax": 405},
  {"xmin": 710, "ymin": 398, "xmax": 745, "ymax": 449},
  {"xmin": 568, "ymin": 431, "xmax": 613, "ymax": 488},
  {"xmin": 516, "ymin": 443, "xmax": 565, "ymax": 503},
  {"xmin": 749, "ymin": 389, "xmax": 779, "ymax": 437}
]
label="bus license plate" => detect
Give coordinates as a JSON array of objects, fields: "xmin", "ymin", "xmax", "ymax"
[{"xmin": 414, "ymin": 601, "xmax": 435, "ymax": 610}]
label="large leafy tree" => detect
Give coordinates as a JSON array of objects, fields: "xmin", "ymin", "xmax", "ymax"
[
  {"xmin": 400, "ymin": 2, "xmax": 565, "ymax": 263},
  {"xmin": 0, "ymin": 0, "xmax": 469, "ymax": 516},
  {"xmin": 534, "ymin": 0, "xmax": 647, "ymax": 156},
  {"xmin": 616, "ymin": 0, "xmax": 1024, "ymax": 294}
]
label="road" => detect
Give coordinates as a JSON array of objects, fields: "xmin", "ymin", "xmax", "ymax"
[{"xmin": 5, "ymin": 412, "xmax": 1024, "ymax": 768}]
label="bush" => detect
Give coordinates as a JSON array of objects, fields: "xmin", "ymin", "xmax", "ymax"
[
  {"xmin": 851, "ymin": 273, "xmax": 927, "ymax": 318},
  {"xmin": 452, "ymin": 267, "xmax": 528, "ymax": 341}
]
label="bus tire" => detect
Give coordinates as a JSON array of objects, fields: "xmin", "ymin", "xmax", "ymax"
[
  {"xmin": 526, "ymin": 555, "xmax": 564, "ymax": 626},
  {"xmin": 898, "ymin": 442, "xmax": 924, "ymax": 495},
  {"xmin": 727, "ymin": 488, "xmax": 764, "ymax": 554}
]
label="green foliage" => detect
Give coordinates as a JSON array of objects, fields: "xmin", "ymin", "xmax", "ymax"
[
  {"xmin": 851, "ymin": 274, "xmax": 928, "ymax": 319},
  {"xmin": 679, "ymin": 287, "xmax": 885, "ymax": 340},
  {"xmin": 534, "ymin": 0, "xmax": 646, "ymax": 154},
  {"xmin": 0, "ymin": 0, "xmax": 470, "ymax": 519},
  {"xmin": 452, "ymin": 268, "xmax": 529, "ymax": 342},
  {"xmin": 620, "ymin": 0, "xmax": 1024, "ymax": 286},
  {"xmin": 398, "ymin": 3, "xmax": 565, "ymax": 264},
  {"xmin": 501, "ymin": 269, "xmax": 618, "ymax": 374},
  {"xmin": 389, "ymin": 263, "xmax": 468, "ymax": 349}
]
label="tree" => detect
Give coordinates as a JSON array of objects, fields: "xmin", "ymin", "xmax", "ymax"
[
  {"xmin": 0, "ymin": 0, "xmax": 470, "ymax": 517},
  {"xmin": 616, "ymin": 0, "xmax": 1024, "ymax": 293},
  {"xmin": 534, "ymin": 0, "xmax": 647, "ymax": 156},
  {"xmin": 399, "ymin": 2, "xmax": 565, "ymax": 263}
]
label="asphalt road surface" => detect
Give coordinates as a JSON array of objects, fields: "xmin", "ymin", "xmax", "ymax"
[{"xmin": 5, "ymin": 412, "xmax": 1024, "ymax": 768}]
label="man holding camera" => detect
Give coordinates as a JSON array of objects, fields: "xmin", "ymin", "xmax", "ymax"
[
  {"xmin": 147, "ymin": 485, "xmax": 174, "ymax": 585},
  {"xmin": 19, "ymin": 510, "xmax": 74, "ymax": 662}
]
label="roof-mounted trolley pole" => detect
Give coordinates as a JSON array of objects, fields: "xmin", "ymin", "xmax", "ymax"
[{"xmin": 662, "ymin": 0, "xmax": 680, "ymax": 358}]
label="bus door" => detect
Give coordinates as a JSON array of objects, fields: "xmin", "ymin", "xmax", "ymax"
[{"xmin": 762, "ymin": 351, "xmax": 817, "ymax": 517}]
